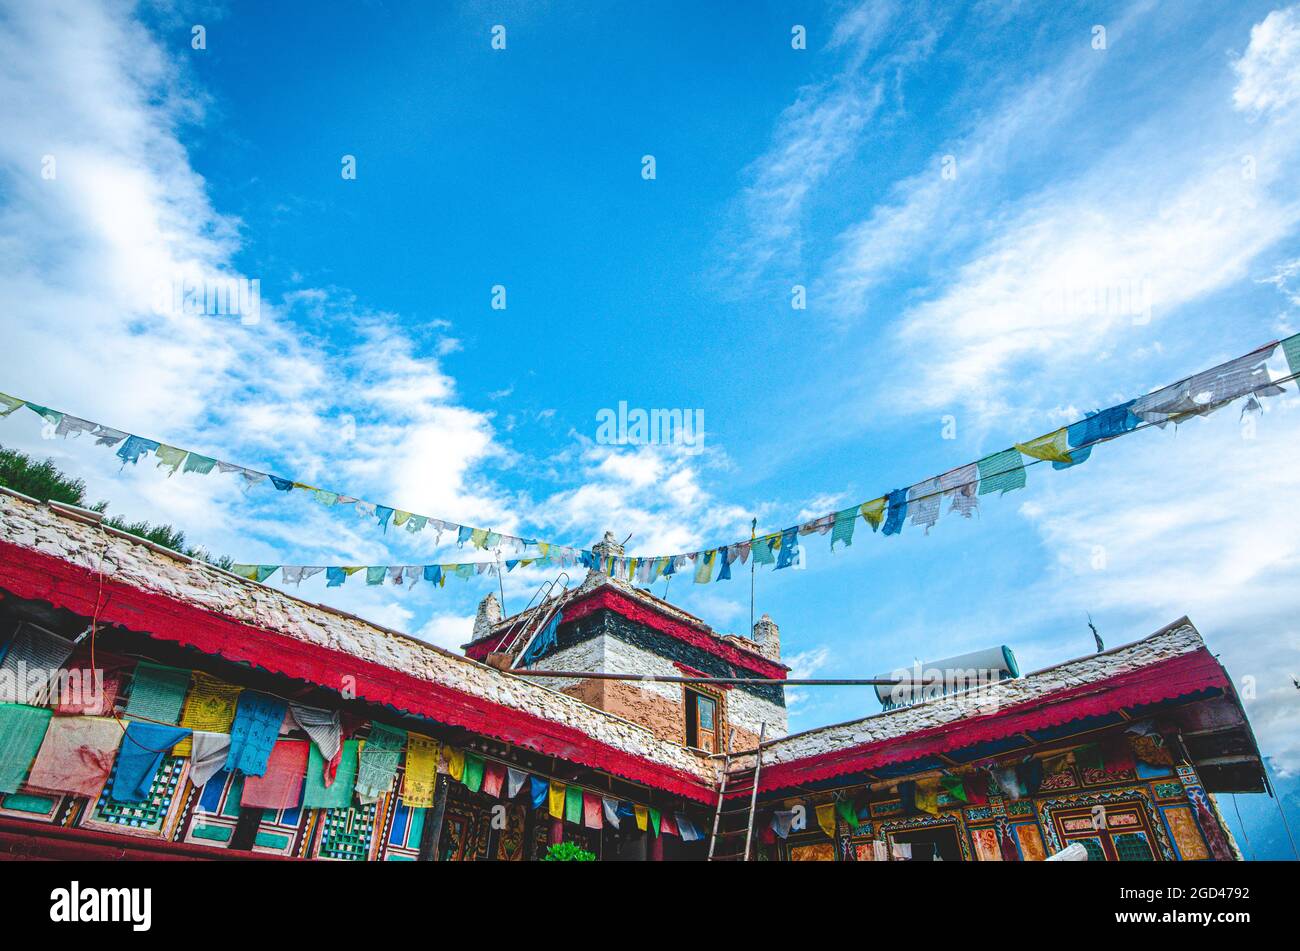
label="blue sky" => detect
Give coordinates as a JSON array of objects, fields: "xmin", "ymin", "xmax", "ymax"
[{"xmin": 3, "ymin": 0, "xmax": 1300, "ymax": 855}]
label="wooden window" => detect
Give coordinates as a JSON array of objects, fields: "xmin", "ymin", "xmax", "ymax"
[{"xmin": 684, "ymin": 687, "xmax": 720, "ymax": 752}]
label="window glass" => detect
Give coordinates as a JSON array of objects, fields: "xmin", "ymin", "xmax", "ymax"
[{"xmin": 698, "ymin": 696, "xmax": 715, "ymax": 731}]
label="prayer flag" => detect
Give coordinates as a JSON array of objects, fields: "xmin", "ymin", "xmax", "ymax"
[
  {"xmin": 240, "ymin": 739, "xmax": 308, "ymax": 811},
  {"xmin": 110, "ymin": 722, "xmax": 189, "ymax": 803},
  {"xmin": 25, "ymin": 715, "xmax": 120, "ymax": 798},
  {"xmin": 226, "ymin": 691, "xmax": 287, "ymax": 777},
  {"xmin": 402, "ymin": 735, "xmax": 440, "ymax": 807},
  {"xmin": 124, "ymin": 663, "xmax": 190, "ymax": 726},
  {"xmin": 355, "ymin": 723, "xmax": 405, "ymax": 802},
  {"xmin": 304, "ymin": 739, "xmax": 358, "ymax": 809}
]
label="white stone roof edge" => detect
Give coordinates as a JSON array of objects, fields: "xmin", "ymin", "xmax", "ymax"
[
  {"xmin": 0, "ymin": 491, "xmax": 713, "ymax": 782},
  {"xmin": 733, "ymin": 620, "xmax": 1209, "ymax": 769}
]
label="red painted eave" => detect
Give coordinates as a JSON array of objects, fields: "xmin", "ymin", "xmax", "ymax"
[
  {"xmin": 0, "ymin": 540, "xmax": 714, "ymax": 803},
  {"xmin": 754, "ymin": 648, "xmax": 1232, "ymax": 794}
]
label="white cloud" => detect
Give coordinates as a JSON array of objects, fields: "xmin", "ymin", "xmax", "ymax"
[
  {"xmin": 1233, "ymin": 5, "xmax": 1300, "ymax": 116},
  {"xmin": 415, "ymin": 613, "xmax": 478, "ymax": 652}
]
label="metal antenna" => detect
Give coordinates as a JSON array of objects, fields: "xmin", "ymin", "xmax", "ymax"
[{"xmin": 749, "ymin": 517, "xmax": 757, "ymax": 636}]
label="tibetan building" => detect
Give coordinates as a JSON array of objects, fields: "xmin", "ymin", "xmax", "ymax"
[{"xmin": 0, "ymin": 489, "xmax": 1269, "ymax": 861}]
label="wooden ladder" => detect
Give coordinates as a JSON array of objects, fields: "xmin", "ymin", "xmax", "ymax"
[{"xmin": 707, "ymin": 722, "xmax": 765, "ymax": 861}]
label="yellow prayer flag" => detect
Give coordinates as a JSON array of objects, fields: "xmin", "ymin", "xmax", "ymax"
[
  {"xmin": 443, "ymin": 745, "xmax": 464, "ymax": 781},
  {"xmin": 861, "ymin": 498, "xmax": 886, "ymax": 530},
  {"xmin": 549, "ymin": 782, "xmax": 567, "ymax": 820},
  {"xmin": 915, "ymin": 778, "xmax": 942, "ymax": 816},
  {"xmin": 173, "ymin": 672, "xmax": 241, "ymax": 757},
  {"xmin": 402, "ymin": 735, "xmax": 440, "ymax": 808},
  {"xmin": 1015, "ymin": 428, "xmax": 1074, "ymax": 464},
  {"xmin": 815, "ymin": 803, "xmax": 836, "ymax": 838},
  {"xmin": 634, "ymin": 804, "xmax": 649, "ymax": 831}
]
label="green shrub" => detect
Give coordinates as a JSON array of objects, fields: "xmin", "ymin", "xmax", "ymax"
[{"xmin": 541, "ymin": 841, "xmax": 596, "ymax": 862}]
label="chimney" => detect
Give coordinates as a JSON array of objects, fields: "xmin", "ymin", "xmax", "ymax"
[
  {"xmin": 473, "ymin": 592, "xmax": 503, "ymax": 640},
  {"xmin": 591, "ymin": 530, "xmax": 624, "ymax": 560},
  {"xmin": 751, "ymin": 613, "xmax": 781, "ymax": 661}
]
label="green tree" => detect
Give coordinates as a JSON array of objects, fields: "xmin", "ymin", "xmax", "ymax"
[
  {"xmin": 0, "ymin": 445, "xmax": 89, "ymax": 506},
  {"xmin": 0, "ymin": 443, "xmax": 232, "ymax": 568}
]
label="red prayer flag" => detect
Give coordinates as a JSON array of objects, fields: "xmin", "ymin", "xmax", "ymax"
[
  {"xmin": 241, "ymin": 740, "xmax": 309, "ymax": 811},
  {"xmin": 582, "ymin": 791, "xmax": 603, "ymax": 829},
  {"xmin": 482, "ymin": 761, "xmax": 506, "ymax": 798}
]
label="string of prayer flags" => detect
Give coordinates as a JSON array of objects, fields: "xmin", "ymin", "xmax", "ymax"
[
  {"xmin": 25, "ymin": 716, "xmax": 121, "ymax": 798},
  {"xmin": 110, "ymin": 722, "xmax": 189, "ymax": 803},
  {"xmin": 355, "ymin": 722, "xmax": 405, "ymax": 802},
  {"xmin": 401, "ymin": 735, "xmax": 440, "ymax": 807},
  {"xmin": 240, "ymin": 739, "xmax": 309, "ymax": 811},
  {"xmin": 304, "ymin": 739, "xmax": 359, "ymax": 809},
  {"xmin": 123, "ymin": 663, "xmax": 191, "ymax": 726},
  {"xmin": 226, "ymin": 691, "xmax": 288, "ymax": 777},
  {"xmin": 6, "ymin": 337, "xmax": 1296, "ymax": 589}
]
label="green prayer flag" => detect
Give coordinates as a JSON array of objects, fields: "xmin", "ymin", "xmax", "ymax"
[
  {"xmin": 564, "ymin": 783, "xmax": 583, "ymax": 824},
  {"xmin": 0, "ymin": 704, "xmax": 52, "ymax": 794},
  {"xmin": 366, "ymin": 566, "xmax": 386, "ymax": 585},
  {"xmin": 303, "ymin": 740, "xmax": 359, "ymax": 809},
  {"xmin": 977, "ymin": 449, "xmax": 1027, "ymax": 496},
  {"xmin": 153, "ymin": 445, "xmax": 187, "ymax": 475},
  {"xmin": 751, "ymin": 536, "xmax": 776, "ymax": 565},
  {"xmin": 831, "ymin": 507, "xmax": 857, "ymax": 550},
  {"xmin": 835, "ymin": 799, "xmax": 861, "ymax": 830},
  {"xmin": 181, "ymin": 453, "xmax": 217, "ymax": 475},
  {"xmin": 355, "ymin": 723, "xmax": 406, "ymax": 800},
  {"xmin": 124, "ymin": 662, "xmax": 190, "ymax": 725},
  {"xmin": 22, "ymin": 402, "xmax": 61, "ymax": 426},
  {"xmin": 463, "ymin": 752, "xmax": 484, "ymax": 793},
  {"xmin": 255, "ymin": 565, "xmax": 278, "ymax": 583},
  {"xmin": 648, "ymin": 806, "xmax": 661, "ymax": 837},
  {"xmin": 1284, "ymin": 333, "xmax": 1300, "ymax": 378},
  {"xmin": 940, "ymin": 775, "xmax": 967, "ymax": 803}
]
